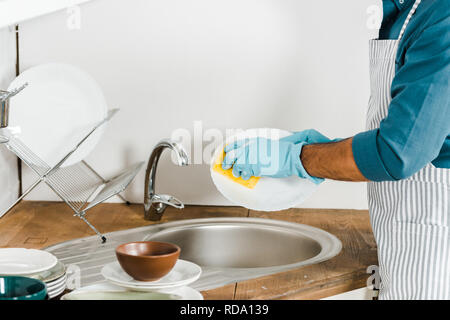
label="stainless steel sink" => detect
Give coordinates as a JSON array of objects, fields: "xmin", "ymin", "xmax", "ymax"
[
  {"xmin": 146, "ymin": 219, "xmax": 333, "ymax": 269},
  {"xmin": 45, "ymin": 218, "xmax": 342, "ymax": 291}
]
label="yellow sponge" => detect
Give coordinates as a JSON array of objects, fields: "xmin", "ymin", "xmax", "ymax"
[{"xmin": 212, "ymin": 149, "xmax": 260, "ymax": 189}]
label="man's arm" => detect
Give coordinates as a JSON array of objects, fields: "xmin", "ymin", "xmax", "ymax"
[
  {"xmin": 303, "ymin": 7, "xmax": 450, "ymax": 183},
  {"xmin": 300, "ymin": 138, "xmax": 368, "ymax": 182}
]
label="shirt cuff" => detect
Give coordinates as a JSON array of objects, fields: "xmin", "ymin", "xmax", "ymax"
[{"xmin": 352, "ymin": 129, "xmax": 395, "ymax": 182}]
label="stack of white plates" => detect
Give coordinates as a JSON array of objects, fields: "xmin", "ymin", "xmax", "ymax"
[
  {"xmin": 0, "ymin": 248, "xmax": 67, "ymax": 299},
  {"xmin": 39, "ymin": 263, "xmax": 67, "ymax": 299}
]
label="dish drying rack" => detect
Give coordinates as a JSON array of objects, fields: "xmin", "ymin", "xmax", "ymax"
[{"xmin": 0, "ymin": 108, "xmax": 144, "ymax": 243}]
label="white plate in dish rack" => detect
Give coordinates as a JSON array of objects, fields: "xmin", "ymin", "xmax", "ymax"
[
  {"xmin": 0, "ymin": 248, "xmax": 57, "ymax": 275},
  {"xmin": 210, "ymin": 128, "xmax": 319, "ymax": 211},
  {"xmin": 101, "ymin": 260, "xmax": 201, "ymax": 291},
  {"xmin": 7, "ymin": 63, "xmax": 108, "ymax": 167}
]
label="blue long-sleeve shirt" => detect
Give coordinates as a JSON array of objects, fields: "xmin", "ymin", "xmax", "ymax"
[{"xmin": 352, "ymin": 0, "xmax": 450, "ymax": 181}]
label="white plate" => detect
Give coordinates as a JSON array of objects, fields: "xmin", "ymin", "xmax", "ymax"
[
  {"xmin": 24, "ymin": 261, "xmax": 66, "ymax": 283},
  {"xmin": 211, "ymin": 128, "xmax": 319, "ymax": 211},
  {"xmin": 48, "ymin": 283, "xmax": 66, "ymax": 299},
  {"xmin": 47, "ymin": 281, "xmax": 66, "ymax": 297},
  {"xmin": 61, "ymin": 283, "xmax": 203, "ymax": 300},
  {"xmin": 7, "ymin": 63, "xmax": 108, "ymax": 167},
  {"xmin": 101, "ymin": 260, "xmax": 201, "ymax": 291},
  {"xmin": 46, "ymin": 274, "xmax": 67, "ymax": 289},
  {"xmin": 0, "ymin": 248, "xmax": 58, "ymax": 275},
  {"xmin": 47, "ymin": 280, "xmax": 66, "ymax": 293}
]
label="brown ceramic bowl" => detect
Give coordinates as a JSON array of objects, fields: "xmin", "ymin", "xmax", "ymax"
[{"xmin": 115, "ymin": 241, "xmax": 181, "ymax": 281}]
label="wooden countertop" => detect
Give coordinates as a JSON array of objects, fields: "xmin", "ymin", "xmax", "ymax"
[{"xmin": 0, "ymin": 201, "xmax": 378, "ymax": 300}]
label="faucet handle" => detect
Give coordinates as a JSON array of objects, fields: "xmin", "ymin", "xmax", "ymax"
[{"xmin": 151, "ymin": 194, "xmax": 184, "ymax": 210}]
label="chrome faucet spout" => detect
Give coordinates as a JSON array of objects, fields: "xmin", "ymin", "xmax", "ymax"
[{"xmin": 144, "ymin": 139, "xmax": 188, "ymax": 221}]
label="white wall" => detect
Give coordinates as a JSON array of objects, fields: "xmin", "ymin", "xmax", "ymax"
[
  {"xmin": 0, "ymin": 27, "xmax": 19, "ymax": 214},
  {"xmin": 18, "ymin": 0, "xmax": 381, "ymax": 209}
]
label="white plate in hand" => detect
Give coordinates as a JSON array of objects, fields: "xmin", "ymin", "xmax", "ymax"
[
  {"xmin": 210, "ymin": 128, "xmax": 319, "ymax": 211},
  {"xmin": 7, "ymin": 63, "xmax": 108, "ymax": 167},
  {"xmin": 0, "ymin": 248, "xmax": 58, "ymax": 275},
  {"xmin": 101, "ymin": 260, "xmax": 201, "ymax": 291}
]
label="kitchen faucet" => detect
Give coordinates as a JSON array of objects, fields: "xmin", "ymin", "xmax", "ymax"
[{"xmin": 144, "ymin": 139, "xmax": 189, "ymax": 221}]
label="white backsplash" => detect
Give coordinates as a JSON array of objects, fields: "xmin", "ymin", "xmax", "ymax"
[
  {"xmin": 0, "ymin": 0, "xmax": 96, "ymax": 29},
  {"xmin": 0, "ymin": 27, "xmax": 19, "ymax": 215},
  {"xmin": 17, "ymin": 0, "xmax": 376, "ymax": 209}
]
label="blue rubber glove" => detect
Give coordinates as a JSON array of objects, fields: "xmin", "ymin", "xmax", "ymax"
[{"xmin": 222, "ymin": 129, "xmax": 334, "ymax": 184}]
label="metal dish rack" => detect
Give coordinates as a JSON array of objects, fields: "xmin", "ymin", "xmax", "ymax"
[{"xmin": 0, "ymin": 108, "xmax": 143, "ymax": 243}]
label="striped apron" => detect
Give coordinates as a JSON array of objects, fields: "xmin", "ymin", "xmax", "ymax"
[{"xmin": 367, "ymin": 0, "xmax": 450, "ymax": 300}]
